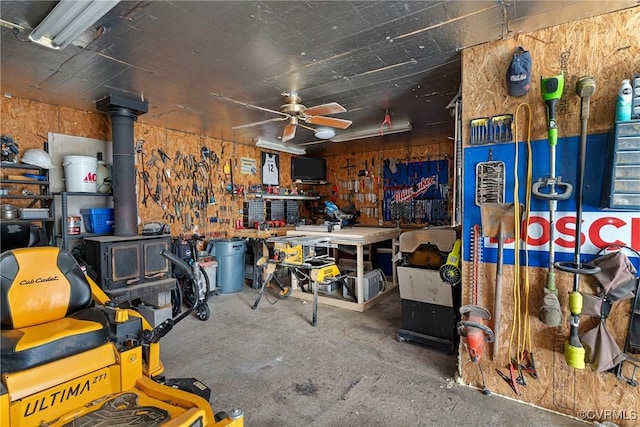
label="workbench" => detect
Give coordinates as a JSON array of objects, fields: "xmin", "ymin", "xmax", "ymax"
[
  {"xmin": 286, "ymin": 226, "xmax": 401, "ymax": 312},
  {"xmin": 227, "ymin": 226, "xmax": 294, "ymax": 288}
]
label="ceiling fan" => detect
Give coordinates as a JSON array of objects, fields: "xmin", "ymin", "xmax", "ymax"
[{"xmin": 228, "ymin": 92, "xmax": 353, "ymax": 142}]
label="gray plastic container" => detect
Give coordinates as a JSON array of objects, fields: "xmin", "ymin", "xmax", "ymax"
[{"xmin": 207, "ymin": 238, "xmax": 246, "ymax": 293}]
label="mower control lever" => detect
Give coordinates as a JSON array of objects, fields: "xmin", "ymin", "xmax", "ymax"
[{"xmin": 142, "ymin": 318, "xmax": 175, "ymax": 344}]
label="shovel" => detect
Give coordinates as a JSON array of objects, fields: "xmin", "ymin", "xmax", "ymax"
[{"xmin": 480, "ymin": 202, "xmax": 523, "ymax": 361}]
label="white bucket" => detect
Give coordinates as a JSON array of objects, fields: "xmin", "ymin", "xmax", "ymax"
[{"xmin": 63, "ymin": 156, "xmax": 97, "ymax": 193}]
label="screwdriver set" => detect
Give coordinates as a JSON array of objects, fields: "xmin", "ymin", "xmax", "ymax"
[{"xmin": 469, "ymin": 114, "xmax": 514, "ymax": 145}]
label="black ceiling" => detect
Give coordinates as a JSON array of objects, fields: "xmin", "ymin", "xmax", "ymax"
[{"xmin": 1, "ymin": 1, "xmax": 636, "ymax": 152}]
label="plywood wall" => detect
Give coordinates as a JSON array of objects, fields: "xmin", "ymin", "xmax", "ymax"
[
  {"xmin": 2, "ymin": 93, "xmax": 455, "ymax": 235},
  {"xmin": 323, "ymin": 138, "xmax": 453, "ymax": 226},
  {"xmin": 459, "ymin": 8, "xmax": 640, "ymax": 425},
  {"xmin": 0, "ymin": 95, "xmax": 296, "ymax": 238}
]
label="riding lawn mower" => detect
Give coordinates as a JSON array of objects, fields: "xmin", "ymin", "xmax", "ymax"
[{"xmin": 0, "ymin": 244, "xmax": 243, "ymax": 427}]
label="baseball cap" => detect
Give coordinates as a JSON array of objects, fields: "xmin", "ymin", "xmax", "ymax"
[{"xmin": 507, "ymin": 47, "xmax": 532, "ymax": 96}]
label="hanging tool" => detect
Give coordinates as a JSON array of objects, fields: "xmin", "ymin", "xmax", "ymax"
[
  {"xmin": 480, "ymin": 203, "xmax": 523, "ymax": 361},
  {"xmin": 458, "ymin": 306, "xmax": 494, "ymax": 395},
  {"xmin": 440, "ymin": 239, "xmax": 462, "ymax": 286},
  {"xmin": 509, "ymin": 102, "xmax": 539, "ymax": 383},
  {"xmin": 457, "ymin": 225, "xmax": 494, "ymax": 395},
  {"xmin": 555, "ymin": 76, "xmax": 601, "ymax": 369},
  {"xmin": 495, "ymin": 365, "xmax": 520, "ymax": 396},
  {"xmin": 532, "ymin": 73, "xmax": 573, "ymax": 327}
]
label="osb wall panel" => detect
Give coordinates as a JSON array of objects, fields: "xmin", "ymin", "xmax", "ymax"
[
  {"xmin": 462, "ymin": 8, "xmax": 640, "ymax": 146},
  {"xmin": 324, "ymin": 138, "xmax": 453, "ymax": 226},
  {"xmin": 459, "ymin": 8, "xmax": 640, "ymax": 425},
  {"xmin": 1, "ymin": 95, "xmax": 293, "ymax": 238}
]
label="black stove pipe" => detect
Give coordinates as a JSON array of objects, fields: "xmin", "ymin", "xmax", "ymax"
[{"xmin": 96, "ymin": 94, "xmax": 148, "ymax": 236}]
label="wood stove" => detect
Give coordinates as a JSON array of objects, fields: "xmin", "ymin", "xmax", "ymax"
[{"xmin": 84, "ymin": 234, "xmax": 175, "ymax": 302}]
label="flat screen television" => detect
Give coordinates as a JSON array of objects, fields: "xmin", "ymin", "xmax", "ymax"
[{"xmin": 291, "ymin": 156, "xmax": 327, "ymax": 183}]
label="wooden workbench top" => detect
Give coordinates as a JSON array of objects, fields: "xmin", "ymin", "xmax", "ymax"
[
  {"xmin": 227, "ymin": 226, "xmax": 294, "ymax": 239},
  {"xmin": 287, "ymin": 226, "xmax": 401, "ymax": 244}
]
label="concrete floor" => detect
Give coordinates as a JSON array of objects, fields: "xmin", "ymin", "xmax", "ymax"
[{"xmin": 161, "ymin": 287, "xmax": 584, "ymax": 427}]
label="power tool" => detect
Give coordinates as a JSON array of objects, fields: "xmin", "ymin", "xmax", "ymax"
[{"xmin": 439, "ymin": 239, "xmax": 462, "ymax": 286}]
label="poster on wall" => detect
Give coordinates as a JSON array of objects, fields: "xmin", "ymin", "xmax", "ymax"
[
  {"xmin": 382, "ymin": 158, "xmax": 449, "ymax": 224},
  {"xmin": 240, "ymin": 157, "xmax": 257, "ymax": 175},
  {"xmin": 261, "ymin": 151, "xmax": 279, "ymax": 185}
]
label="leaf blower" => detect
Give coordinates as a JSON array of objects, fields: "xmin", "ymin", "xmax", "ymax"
[{"xmin": 439, "ymin": 239, "xmax": 462, "ymax": 286}]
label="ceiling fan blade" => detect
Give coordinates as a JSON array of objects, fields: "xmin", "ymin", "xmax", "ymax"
[
  {"xmin": 211, "ymin": 93, "xmax": 289, "ymax": 117},
  {"xmin": 304, "ymin": 102, "xmax": 347, "ymax": 116},
  {"xmin": 306, "ymin": 115, "xmax": 353, "ymax": 129},
  {"xmin": 282, "ymin": 123, "xmax": 297, "ymax": 142},
  {"xmin": 232, "ymin": 117, "xmax": 287, "ymax": 130}
]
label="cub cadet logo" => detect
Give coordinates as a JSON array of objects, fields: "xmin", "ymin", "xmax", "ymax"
[
  {"xmin": 19, "ymin": 276, "xmax": 59, "ymax": 285},
  {"xmin": 24, "ymin": 372, "xmax": 107, "ymax": 417}
]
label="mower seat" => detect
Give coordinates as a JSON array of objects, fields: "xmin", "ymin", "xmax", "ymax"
[{"xmin": 0, "ymin": 247, "xmax": 110, "ymax": 374}]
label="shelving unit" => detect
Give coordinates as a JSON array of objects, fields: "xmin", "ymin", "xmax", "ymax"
[
  {"xmin": 0, "ymin": 162, "xmax": 54, "ymax": 241},
  {"xmin": 54, "ymin": 191, "xmax": 113, "ymax": 250}
]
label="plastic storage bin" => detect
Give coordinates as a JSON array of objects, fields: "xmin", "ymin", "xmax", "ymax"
[{"xmin": 80, "ymin": 208, "xmax": 114, "ymax": 233}]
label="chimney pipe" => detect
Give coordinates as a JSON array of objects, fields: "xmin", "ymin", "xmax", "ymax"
[{"xmin": 96, "ymin": 94, "xmax": 148, "ymax": 236}]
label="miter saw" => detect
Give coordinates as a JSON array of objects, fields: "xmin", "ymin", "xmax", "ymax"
[{"xmin": 324, "ymin": 200, "xmax": 356, "ymax": 228}]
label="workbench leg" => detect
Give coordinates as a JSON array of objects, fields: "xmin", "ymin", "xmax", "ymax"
[
  {"xmin": 312, "ymin": 279, "xmax": 318, "ymax": 327},
  {"xmin": 356, "ymin": 244, "xmax": 364, "ymax": 304}
]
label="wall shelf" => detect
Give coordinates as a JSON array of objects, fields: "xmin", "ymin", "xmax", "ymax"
[
  {"xmin": 53, "ymin": 191, "xmax": 113, "ymax": 250},
  {"xmin": 0, "ymin": 162, "xmax": 54, "ymax": 241},
  {"xmin": 250, "ymin": 193, "xmax": 319, "ymax": 201}
]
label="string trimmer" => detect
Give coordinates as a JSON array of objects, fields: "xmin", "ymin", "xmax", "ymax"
[
  {"xmin": 555, "ymin": 76, "xmax": 601, "ymax": 369},
  {"xmin": 532, "ymin": 73, "xmax": 573, "ymax": 327}
]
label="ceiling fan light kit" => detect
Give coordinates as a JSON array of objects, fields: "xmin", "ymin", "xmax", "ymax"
[
  {"xmin": 330, "ymin": 121, "xmax": 412, "ymax": 143},
  {"xmin": 29, "ymin": 0, "xmax": 120, "ymax": 50},
  {"xmin": 255, "ymin": 138, "xmax": 306, "ymax": 155},
  {"xmin": 314, "ymin": 127, "xmax": 336, "ymax": 139}
]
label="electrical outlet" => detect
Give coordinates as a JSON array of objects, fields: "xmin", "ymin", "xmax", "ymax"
[{"xmin": 378, "ymin": 219, "xmax": 383, "ymax": 226}]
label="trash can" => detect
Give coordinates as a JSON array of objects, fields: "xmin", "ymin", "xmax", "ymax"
[
  {"xmin": 199, "ymin": 259, "xmax": 218, "ymax": 294},
  {"xmin": 207, "ymin": 238, "xmax": 246, "ymax": 293}
]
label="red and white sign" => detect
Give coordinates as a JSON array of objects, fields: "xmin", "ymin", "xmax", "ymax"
[{"xmin": 485, "ymin": 211, "xmax": 640, "ymax": 253}]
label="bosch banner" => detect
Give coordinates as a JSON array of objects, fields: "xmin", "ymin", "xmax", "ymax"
[{"xmin": 464, "ymin": 133, "xmax": 640, "ymax": 270}]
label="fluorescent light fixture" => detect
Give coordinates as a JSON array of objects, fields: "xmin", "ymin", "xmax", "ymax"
[
  {"xmin": 29, "ymin": 0, "xmax": 120, "ymax": 50},
  {"xmin": 314, "ymin": 127, "xmax": 335, "ymax": 140},
  {"xmin": 255, "ymin": 138, "xmax": 306, "ymax": 155},
  {"xmin": 330, "ymin": 121, "xmax": 412, "ymax": 143}
]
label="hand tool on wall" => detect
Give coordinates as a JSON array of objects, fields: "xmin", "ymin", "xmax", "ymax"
[
  {"xmin": 532, "ymin": 73, "xmax": 573, "ymax": 327},
  {"xmin": 555, "ymin": 76, "xmax": 601, "ymax": 369},
  {"xmin": 480, "ymin": 202, "xmax": 522, "ymax": 361}
]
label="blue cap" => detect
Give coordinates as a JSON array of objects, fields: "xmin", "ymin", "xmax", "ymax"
[{"xmin": 507, "ymin": 47, "xmax": 532, "ymax": 97}]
